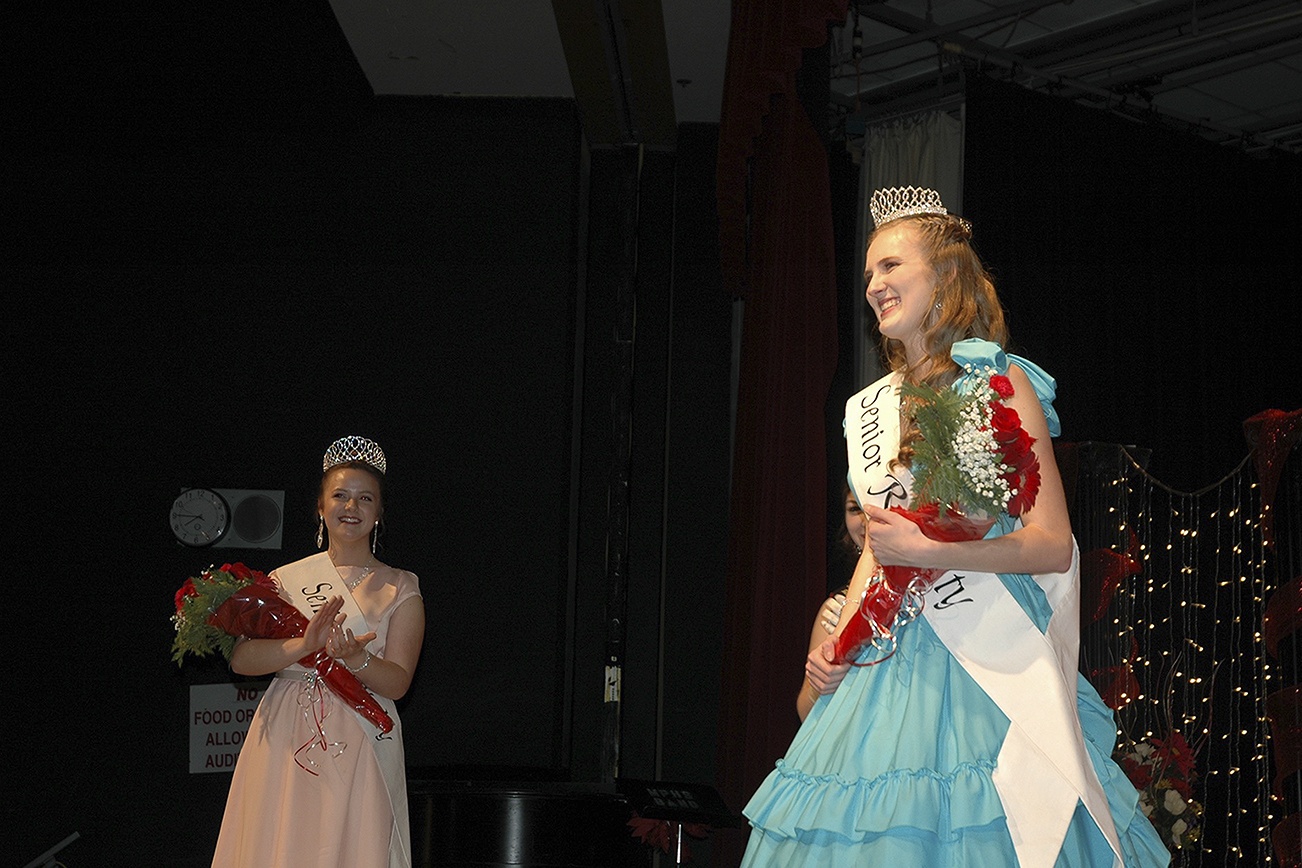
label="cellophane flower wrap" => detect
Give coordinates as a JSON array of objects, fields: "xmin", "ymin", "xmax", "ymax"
[
  {"xmin": 171, "ymin": 562, "xmax": 393, "ymax": 733},
  {"xmin": 833, "ymin": 369, "xmax": 1042, "ymax": 663}
]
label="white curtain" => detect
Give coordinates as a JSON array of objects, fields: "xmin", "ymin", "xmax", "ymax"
[{"xmin": 853, "ymin": 107, "xmax": 965, "ymax": 387}]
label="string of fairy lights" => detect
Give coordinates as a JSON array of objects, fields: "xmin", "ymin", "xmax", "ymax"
[{"xmin": 1072, "ymin": 443, "xmax": 1294, "ymax": 865}]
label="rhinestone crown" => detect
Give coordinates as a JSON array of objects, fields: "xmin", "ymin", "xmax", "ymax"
[
  {"xmin": 869, "ymin": 186, "xmax": 950, "ymax": 227},
  {"xmin": 323, "ymin": 435, "xmax": 387, "ymax": 475}
]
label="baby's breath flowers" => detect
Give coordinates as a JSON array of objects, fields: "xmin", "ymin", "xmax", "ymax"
[{"xmin": 901, "ymin": 367, "xmax": 1040, "ymax": 519}]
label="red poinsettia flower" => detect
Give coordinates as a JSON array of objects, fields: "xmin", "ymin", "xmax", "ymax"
[
  {"xmin": 1151, "ymin": 731, "xmax": 1198, "ymax": 779},
  {"xmin": 1119, "ymin": 754, "xmax": 1154, "ymax": 790},
  {"xmin": 989, "ymin": 374, "xmax": 1014, "ymax": 399}
]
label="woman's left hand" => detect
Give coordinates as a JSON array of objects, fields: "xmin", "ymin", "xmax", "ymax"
[
  {"xmin": 863, "ymin": 505, "xmax": 935, "ymax": 567},
  {"xmin": 326, "ymin": 622, "xmax": 378, "ymax": 666}
]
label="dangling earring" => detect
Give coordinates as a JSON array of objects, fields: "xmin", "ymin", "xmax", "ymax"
[
  {"xmin": 316, "ymin": 516, "xmax": 325, "ymax": 549},
  {"xmin": 371, "ymin": 521, "xmax": 379, "ymax": 555}
]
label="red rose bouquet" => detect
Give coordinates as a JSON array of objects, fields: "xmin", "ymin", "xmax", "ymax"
[
  {"xmin": 834, "ymin": 370, "xmax": 1042, "ymax": 663},
  {"xmin": 171, "ymin": 562, "xmax": 393, "ymax": 733}
]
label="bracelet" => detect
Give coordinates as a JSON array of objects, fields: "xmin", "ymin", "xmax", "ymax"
[{"xmin": 343, "ymin": 650, "xmax": 372, "ymax": 674}]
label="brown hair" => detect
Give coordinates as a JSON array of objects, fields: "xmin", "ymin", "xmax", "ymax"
[{"xmin": 867, "ymin": 213, "xmax": 1009, "ymax": 465}]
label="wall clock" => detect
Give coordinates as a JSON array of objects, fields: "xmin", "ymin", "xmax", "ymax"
[{"xmin": 170, "ymin": 487, "xmax": 230, "ymax": 547}]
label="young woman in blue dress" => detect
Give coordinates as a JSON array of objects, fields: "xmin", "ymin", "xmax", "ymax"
[{"xmin": 741, "ymin": 189, "xmax": 1170, "ymax": 867}]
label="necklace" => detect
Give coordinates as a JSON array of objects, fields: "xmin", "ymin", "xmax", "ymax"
[
  {"xmin": 331, "ymin": 553, "xmax": 375, "ymax": 590},
  {"xmin": 346, "ymin": 564, "xmax": 374, "ymax": 591}
]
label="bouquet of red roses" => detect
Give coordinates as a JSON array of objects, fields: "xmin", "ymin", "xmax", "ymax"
[
  {"xmin": 172, "ymin": 562, "xmax": 393, "ymax": 733},
  {"xmin": 834, "ymin": 370, "xmax": 1042, "ymax": 663}
]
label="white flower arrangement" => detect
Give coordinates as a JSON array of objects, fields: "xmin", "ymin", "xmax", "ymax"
[{"xmin": 1115, "ymin": 732, "xmax": 1202, "ymax": 852}]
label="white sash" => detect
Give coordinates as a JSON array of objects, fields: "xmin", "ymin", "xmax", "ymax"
[
  {"xmin": 273, "ymin": 552, "xmax": 412, "ymax": 866},
  {"xmin": 845, "ymin": 375, "xmax": 1122, "ymax": 868}
]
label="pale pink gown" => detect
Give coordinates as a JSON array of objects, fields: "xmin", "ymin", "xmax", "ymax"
[{"xmin": 212, "ymin": 563, "xmax": 421, "ymax": 868}]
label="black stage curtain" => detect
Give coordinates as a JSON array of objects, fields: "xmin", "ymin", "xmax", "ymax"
[{"xmin": 713, "ymin": 0, "xmax": 849, "ymax": 863}]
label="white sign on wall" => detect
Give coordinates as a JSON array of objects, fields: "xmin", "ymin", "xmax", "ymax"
[{"xmin": 189, "ymin": 681, "xmax": 268, "ymax": 774}]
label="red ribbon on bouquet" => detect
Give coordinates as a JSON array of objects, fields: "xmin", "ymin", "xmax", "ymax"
[
  {"xmin": 207, "ymin": 584, "xmax": 394, "ymax": 734},
  {"xmin": 832, "ymin": 503, "xmax": 995, "ymax": 664}
]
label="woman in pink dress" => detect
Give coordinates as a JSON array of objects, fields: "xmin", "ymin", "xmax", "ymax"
[{"xmin": 212, "ymin": 435, "xmax": 425, "ymax": 868}]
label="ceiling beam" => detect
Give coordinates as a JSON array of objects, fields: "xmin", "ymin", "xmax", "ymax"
[
  {"xmin": 840, "ymin": 0, "xmax": 1302, "ymax": 155},
  {"xmin": 1014, "ymin": 0, "xmax": 1299, "ymax": 69},
  {"xmin": 1042, "ymin": 16, "xmax": 1302, "ymax": 101},
  {"xmin": 847, "ymin": 31, "xmax": 1293, "ymax": 155},
  {"xmin": 853, "ymin": 0, "xmax": 1067, "ymax": 58},
  {"xmin": 1108, "ymin": 31, "xmax": 1302, "ymax": 96},
  {"xmin": 1241, "ymin": 109, "xmax": 1302, "ymax": 143},
  {"xmin": 852, "ymin": 0, "xmax": 1300, "ymax": 91},
  {"xmin": 551, "ymin": 0, "xmax": 677, "ymax": 149}
]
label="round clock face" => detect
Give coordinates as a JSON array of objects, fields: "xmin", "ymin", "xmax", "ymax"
[{"xmin": 170, "ymin": 488, "xmax": 230, "ymax": 547}]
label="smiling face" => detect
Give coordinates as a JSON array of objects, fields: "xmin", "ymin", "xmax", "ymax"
[
  {"xmin": 319, "ymin": 465, "xmax": 383, "ymax": 550},
  {"xmin": 864, "ymin": 222, "xmax": 938, "ymax": 363}
]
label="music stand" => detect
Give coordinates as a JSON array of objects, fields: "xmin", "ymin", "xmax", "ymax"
[{"xmin": 618, "ymin": 779, "xmax": 746, "ymax": 866}]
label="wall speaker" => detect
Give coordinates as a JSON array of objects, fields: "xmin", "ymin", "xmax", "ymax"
[{"xmin": 212, "ymin": 489, "xmax": 285, "ymax": 549}]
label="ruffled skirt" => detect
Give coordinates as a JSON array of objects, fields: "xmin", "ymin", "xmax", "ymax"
[{"xmin": 740, "ymin": 613, "xmax": 1170, "ymax": 867}]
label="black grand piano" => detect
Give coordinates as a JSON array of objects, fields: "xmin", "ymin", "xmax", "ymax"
[{"xmin": 408, "ymin": 768, "xmax": 742, "ymax": 867}]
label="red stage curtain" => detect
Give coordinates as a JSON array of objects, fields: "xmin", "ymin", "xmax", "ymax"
[{"xmin": 715, "ymin": 0, "xmax": 848, "ymax": 858}]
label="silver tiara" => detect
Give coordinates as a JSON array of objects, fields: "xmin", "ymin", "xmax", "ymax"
[
  {"xmin": 869, "ymin": 186, "xmax": 950, "ymax": 227},
  {"xmin": 323, "ymin": 435, "xmax": 387, "ymax": 475}
]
